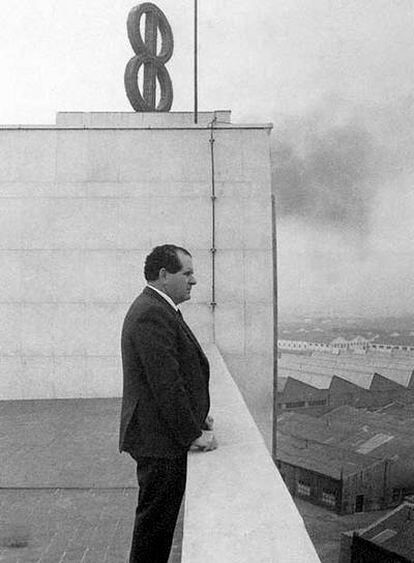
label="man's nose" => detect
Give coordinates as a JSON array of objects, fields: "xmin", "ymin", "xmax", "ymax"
[{"xmin": 190, "ymin": 275, "xmax": 197, "ymax": 285}]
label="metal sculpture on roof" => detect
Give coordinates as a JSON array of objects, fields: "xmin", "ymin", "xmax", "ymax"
[{"xmin": 124, "ymin": 3, "xmax": 174, "ymax": 112}]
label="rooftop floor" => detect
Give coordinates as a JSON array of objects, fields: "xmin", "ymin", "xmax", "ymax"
[{"xmin": 0, "ymin": 398, "xmax": 182, "ymax": 563}]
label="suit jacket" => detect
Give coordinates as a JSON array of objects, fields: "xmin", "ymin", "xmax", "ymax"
[{"xmin": 119, "ymin": 286, "xmax": 210, "ymax": 458}]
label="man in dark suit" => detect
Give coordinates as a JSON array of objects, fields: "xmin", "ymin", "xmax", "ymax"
[{"xmin": 119, "ymin": 244, "xmax": 216, "ymax": 563}]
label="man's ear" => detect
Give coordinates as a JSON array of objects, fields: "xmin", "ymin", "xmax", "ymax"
[{"xmin": 158, "ymin": 267, "xmax": 168, "ymax": 283}]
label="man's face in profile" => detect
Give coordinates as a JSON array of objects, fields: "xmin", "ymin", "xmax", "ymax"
[{"xmin": 164, "ymin": 251, "xmax": 197, "ymax": 305}]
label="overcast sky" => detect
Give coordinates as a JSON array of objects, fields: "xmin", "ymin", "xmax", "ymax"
[{"xmin": 1, "ymin": 0, "xmax": 414, "ymax": 318}]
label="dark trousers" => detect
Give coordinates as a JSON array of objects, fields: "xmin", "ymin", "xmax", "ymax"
[{"xmin": 129, "ymin": 454, "xmax": 188, "ymax": 563}]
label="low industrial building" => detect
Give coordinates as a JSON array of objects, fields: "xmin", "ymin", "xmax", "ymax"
[
  {"xmin": 276, "ymin": 406, "xmax": 414, "ymax": 514},
  {"xmin": 339, "ymin": 499, "xmax": 414, "ymax": 562},
  {"xmin": 277, "ymin": 352, "xmax": 414, "ymax": 414},
  {"xmin": 277, "ymin": 433, "xmax": 390, "ymax": 514},
  {"xmin": 278, "ymin": 334, "xmax": 372, "ymax": 353},
  {"xmin": 278, "ymin": 333, "xmax": 414, "ymax": 354}
]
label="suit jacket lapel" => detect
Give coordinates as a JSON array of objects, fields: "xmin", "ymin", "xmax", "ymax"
[{"xmin": 143, "ymin": 287, "xmax": 208, "ymax": 364}]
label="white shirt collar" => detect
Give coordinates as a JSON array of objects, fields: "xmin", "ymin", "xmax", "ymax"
[{"xmin": 147, "ymin": 284, "xmax": 178, "ymax": 311}]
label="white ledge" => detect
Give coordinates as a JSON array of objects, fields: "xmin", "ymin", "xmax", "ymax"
[{"xmin": 182, "ymin": 345, "xmax": 321, "ymax": 562}]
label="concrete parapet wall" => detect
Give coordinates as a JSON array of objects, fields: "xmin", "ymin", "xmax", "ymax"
[{"xmin": 182, "ymin": 345, "xmax": 321, "ymax": 562}]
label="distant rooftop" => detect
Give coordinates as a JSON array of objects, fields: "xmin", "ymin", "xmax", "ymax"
[
  {"xmin": 278, "ymin": 406, "xmax": 414, "ymax": 481},
  {"xmin": 347, "ymin": 501, "xmax": 414, "ymax": 561},
  {"xmin": 376, "ymin": 520, "xmax": 414, "ymax": 560},
  {"xmin": 279, "ymin": 353, "xmax": 414, "ymax": 389},
  {"xmin": 279, "ymin": 318, "xmax": 414, "ymax": 348},
  {"xmin": 277, "ymin": 432, "xmax": 379, "ymax": 479}
]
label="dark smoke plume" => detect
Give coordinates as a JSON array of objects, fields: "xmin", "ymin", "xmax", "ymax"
[{"xmin": 271, "ymin": 109, "xmax": 377, "ymax": 232}]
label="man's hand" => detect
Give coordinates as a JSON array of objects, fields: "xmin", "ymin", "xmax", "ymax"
[{"xmin": 191, "ymin": 430, "xmax": 218, "ymax": 452}]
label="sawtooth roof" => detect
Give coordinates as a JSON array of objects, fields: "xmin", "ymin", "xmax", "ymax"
[{"xmin": 279, "ymin": 353, "xmax": 414, "ymax": 389}]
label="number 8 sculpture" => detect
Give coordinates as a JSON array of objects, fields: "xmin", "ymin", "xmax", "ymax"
[{"xmin": 124, "ymin": 3, "xmax": 174, "ymax": 112}]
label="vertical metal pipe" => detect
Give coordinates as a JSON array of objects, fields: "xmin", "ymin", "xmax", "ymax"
[
  {"xmin": 209, "ymin": 118, "xmax": 217, "ymax": 335},
  {"xmin": 271, "ymin": 194, "xmax": 278, "ymax": 462},
  {"xmin": 194, "ymin": 0, "xmax": 198, "ymax": 124}
]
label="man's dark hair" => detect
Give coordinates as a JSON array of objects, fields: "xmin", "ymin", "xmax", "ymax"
[{"xmin": 144, "ymin": 244, "xmax": 192, "ymax": 281}]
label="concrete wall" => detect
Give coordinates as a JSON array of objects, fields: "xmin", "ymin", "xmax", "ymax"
[
  {"xmin": 280, "ymin": 378, "xmax": 328, "ymax": 404},
  {"xmin": 341, "ymin": 461, "xmax": 391, "ymax": 514},
  {"xmin": 277, "ymin": 379, "xmax": 329, "ymax": 417},
  {"xmin": 279, "ymin": 459, "xmax": 390, "ymax": 514},
  {"xmin": 0, "ymin": 112, "xmax": 273, "ymax": 416},
  {"xmin": 183, "ymin": 345, "xmax": 321, "ymax": 562},
  {"xmin": 278, "ymin": 461, "xmax": 342, "ymax": 512}
]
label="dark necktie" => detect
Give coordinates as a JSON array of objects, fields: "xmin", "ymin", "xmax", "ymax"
[{"xmin": 176, "ymin": 309, "xmax": 199, "ymax": 348}]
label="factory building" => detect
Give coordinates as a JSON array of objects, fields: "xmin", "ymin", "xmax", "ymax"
[
  {"xmin": 276, "ymin": 406, "xmax": 414, "ymax": 514},
  {"xmin": 277, "ymin": 352, "xmax": 414, "ymax": 414},
  {"xmin": 277, "ymin": 433, "xmax": 389, "ymax": 514},
  {"xmin": 278, "ymin": 332, "xmax": 414, "ymax": 354}
]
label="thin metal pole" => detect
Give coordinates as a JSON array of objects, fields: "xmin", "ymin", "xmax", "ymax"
[
  {"xmin": 271, "ymin": 194, "xmax": 278, "ymax": 462},
  {"xmin": 194, "ymin": 0, "xmax": 198, "ymax": 124},
  {"xmin": 209, "ymin": 118, "xmax": 217, "ymax": 322}
]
